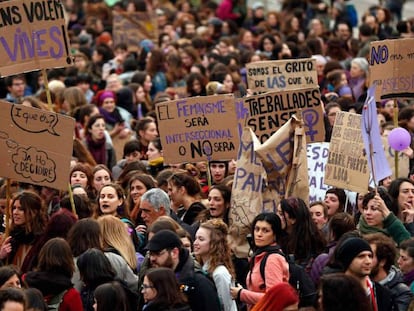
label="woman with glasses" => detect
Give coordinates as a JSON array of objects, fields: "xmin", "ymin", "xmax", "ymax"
[{"xmin": 141, "ymin": 267, "xmax": 190, "ymax": 311}]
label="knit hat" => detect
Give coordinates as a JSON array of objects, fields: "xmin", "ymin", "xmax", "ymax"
[
  {"xmin": 146, "ymin": 230, "xmax": 182, "ymax": 252},
  {"xmin": 336, "ymin": 237, "xmax": 372, "ymax": 270},
  {"xmin": 98, "ymin": 91, "xmax": 115, "ymax": 105}
]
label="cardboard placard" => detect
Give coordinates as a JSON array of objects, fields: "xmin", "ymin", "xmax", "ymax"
[
  {"xmin": 0, "ymin": 100, "xmax": 75, "ymax": 190},
  {"xmin": 325, "ymin": 112, "xmax": 369, "ymax": 193},
  {"xmin": 369, "ymin": 38, "xmax": 414, "ymax": 100},
  {"xmin": 112, "ymin": 11, "xmax": 158, "ymax": 52},
  {"xmin": 238, "ymin": 87, "xmax": 325, "ymax": 143},
  {"xmin": 0, "ymin": 0, "xmax": 72, "ymax": 77},
  {"xmin": 230, "ymin": 118, "xmax": 309, "ymax": 258},
  {"xmin": 307, "ymin": 142, "xmax": 331, "ymax": 203},
  {"xmin": 156, "ymin": 94, "xmax": 239, "ymax": 163},
  {"xmin": 246, "ymin": 58, "xmax": 318, "ymax": 93}
]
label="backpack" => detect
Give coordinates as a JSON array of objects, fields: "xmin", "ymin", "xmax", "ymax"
[
  {"xmin": 259, "ymin": 246, "xmax": 317, "ymax": 308},
  {"xmin": 47, "ymin": 289, "xmax": 67, "ymax": 311}
]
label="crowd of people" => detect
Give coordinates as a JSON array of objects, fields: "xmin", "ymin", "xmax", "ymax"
[{"xmin": 0, "ymin": 0, "xmax": 413, "ymax": 310}]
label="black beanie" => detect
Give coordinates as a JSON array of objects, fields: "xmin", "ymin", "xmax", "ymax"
[{"xmin": 336, "ymin": 237, "xmax": 372, "ymax": 271}]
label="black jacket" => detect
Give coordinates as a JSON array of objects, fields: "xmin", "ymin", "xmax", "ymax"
[
  {"xmin": 175, "ymin": 249, "xmax": 221, "ymax": 311},
  {"xmin": 381, "ymin": 266, "xmax": 413, "ymax": 311},
  {"xmin": 374, "ymin": 281, "xmax": 398, "ymax": 311}
]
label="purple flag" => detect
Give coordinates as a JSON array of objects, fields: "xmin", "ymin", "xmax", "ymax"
[{"xmin": 361, "ymin": 85, "xmax": 392, "ymax": 184}]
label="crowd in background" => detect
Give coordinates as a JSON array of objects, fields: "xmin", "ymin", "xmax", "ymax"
[{"xmin": 0, "ymin": 0, "xmax": 414, "ymax": 310}]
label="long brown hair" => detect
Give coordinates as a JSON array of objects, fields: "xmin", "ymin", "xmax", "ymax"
[
  {"xmin": 9, "ymin": 191, "xmax": 47, "ymax": 235},
  {"xmin": 196, "ymin": 218, "xmax": 235, "ymax": 278}
]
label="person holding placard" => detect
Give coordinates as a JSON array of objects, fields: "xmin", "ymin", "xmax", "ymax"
[{"xmin": 358, "ymin": 190, "xmax": 410, "ymax": 246}]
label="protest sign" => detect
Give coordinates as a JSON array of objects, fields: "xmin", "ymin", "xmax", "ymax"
[
  {"xmin": 361, "ymin": 85, "xmax": 392, "ymax": 184},
  {"xmin": 156, "ymin": 94, "xmax": 239, "ymax": 163},
  {"xmin": 112, "ymin": 11, "xmax": 158, "ymax": 52},
  {"xmin": 325, "ymin": 112, "xmax": 369, "ymax": 193},
  {"xmin": 239, "ymin": 87, "xmax": 325, "ymax": 143},
  {"xmin": 0, "ymin": 0, "xmax": 72, "ymax": 77},
  {"xmin": 246, "ymin": 58, "xmax": 318, "ymax": 93},
  {"xmin": 255, "ymin": 116, "xmax": 309, "ymax": 204},
  {"xmin": 369, "ymin": 38, "xmax": 414, "ymax": 101},
  {"xmin": 230, "ymin": 127, "xmax": 267, "ymax": 258},
  {"xmin": 230, "ymin": 117, "xmax": 309, "ymax": 257},
  {"xmin": 0, "ymin": 100, "xmax": 75, "ymax": 190},
  {"xmin": 307, "ymin": 142, "xmax": 331, "ymax": 203}
]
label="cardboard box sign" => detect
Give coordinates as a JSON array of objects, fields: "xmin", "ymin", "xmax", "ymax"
[
  {"xmin": 369, "ymin": 38, "xmax": 414, "ymax": 100},
  {"xmin": 156, "ymin": 94, "xmax": 239, "ymax": 163},
  {"xmin": 325, "ymin": 112, "xmax": 369, "ymax": 193},
  {"xmin": 0, "ymin": 100, "xmax": 75, "ymax": 190},
  {"xmin": 246, "ymin": 58, "xmax": 318, "ymax": 93},
  {"xmin": 112, "ymin": 11, "xmax": 158, "ymax": 52},
  {"xmin": 238, "ymin": 87, "xmax": 325, "ymax": 143},
  {"xmin": 0, "ymin": 0, "xmax": 73, "ymax": 77}
]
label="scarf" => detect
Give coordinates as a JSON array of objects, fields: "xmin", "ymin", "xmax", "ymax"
[
  {"xmin": 98, "ymin": 107, "xmax": 124, "ymax": 126},
  {"xmin": 86, "ymin": 135, "xmax": 107, "ymax": 165},
  {"xmin": 358, "ymin": 217, "xmax": 389, "ymax": 236},
  {"xmin": 148, "ymin": 156, "xmax": 164, "ymax": 167},
  {"xmin": 404, "ymin": 269, "xmax": 414, "ymax": 287}
]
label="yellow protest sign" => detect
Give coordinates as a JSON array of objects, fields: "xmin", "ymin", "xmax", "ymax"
[
  {"xmin": 239, "ymin": 87, "xmax": 325, "ymax": 143},
  {"xmin": 246, "ymin": 58, "xmax": 318, "ymax": 93},
  {"xmin": 0, "ymin": 0, "xmax": 72, "ymax": 77},
  {"xmin": 369, "ymin": 38, "xmax": 414, "ymax": 101},
  {"xmin": 0, "ymin": 100, "xmax": 75, "ymax": 190},
  {"xmin": 325, "ymin": 112, "xmax": 369, "ymax": 193},
  {"xmin": 156, "ymin": 94, "xmax": 239, "ymax": 163}
]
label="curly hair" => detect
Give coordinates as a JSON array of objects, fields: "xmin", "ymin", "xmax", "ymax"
[{"xmin": 197, "ymin": 218, "xmax": 235, "ymax": 278}]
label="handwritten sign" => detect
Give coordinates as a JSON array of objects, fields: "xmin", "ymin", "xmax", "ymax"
[
  {"xmin": 325, "ymin": 112, "xmax": 369, "ymax": 193},
  {"xmin": 307, "ymin": 142, "xmax": 331, "ymax": 203},
  {"xmin": 238, "ymin": 87, "xmax": 325, "ymax": 143},
  {"xmin": 0, "ymin": 0, "xmax": 72, "ymax": 77},
  {"xmin": 156, "ymin": 94, "xmax": 239, "ymax": 163},
  {"xmin": 0, "ymin": 100, "xmax": 75, "ymax": 190},
  {"xmin": 246, "ymin": 58, "xmax": 318, "ymax": 93},
  {"xmin": 112, "ymin": 11, "xmax": 158, "ymax": 52},
  {"xmin": 369, "ymin": 38, "xmax": 414, "ymax": 100}
]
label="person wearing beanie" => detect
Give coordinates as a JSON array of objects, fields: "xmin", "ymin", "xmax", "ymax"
[
  {"xmin": 335, "ymin": 237, "xmax": 397, "ymax": 311},
  {"xmin": 145, "ymin": 230, "xmax": 221, "ymax": 311}
]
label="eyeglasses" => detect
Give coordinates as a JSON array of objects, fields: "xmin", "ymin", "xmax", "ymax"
[
  {"xmin": 141, "ymin": 284, "xmax": 155, "ymax": 290},
  {"xmin": 149, "ymin": 249, "xmax": 168, "ymax": 257}
]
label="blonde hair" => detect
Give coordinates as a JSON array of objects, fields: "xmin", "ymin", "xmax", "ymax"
[
  {"xmin": 197, "ymin": 218, "xmax": 235, "ymax": 277},
  {"xmin": 97, "ymin": 215, "xmax": 137, "ymax": 270}
]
